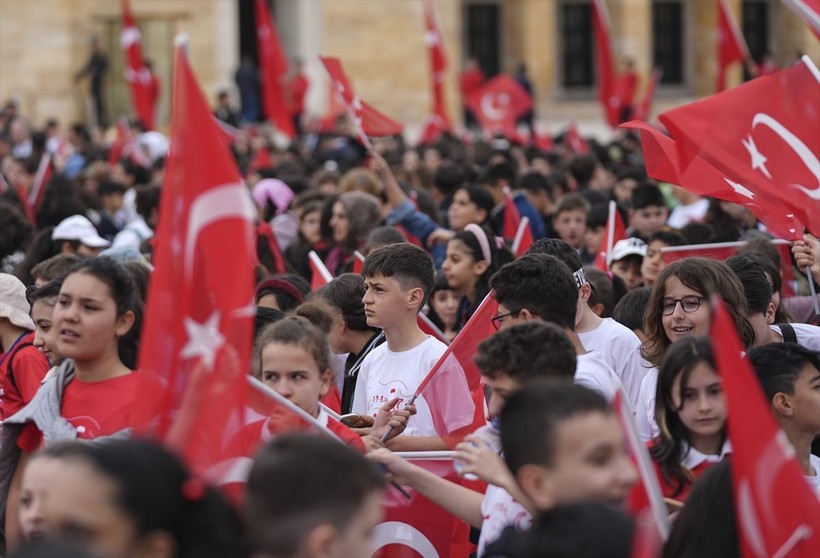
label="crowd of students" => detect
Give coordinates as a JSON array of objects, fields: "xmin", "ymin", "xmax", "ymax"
[{"xmin": 0, "ymin": 97, "xmax": 819, "ymax": 558}]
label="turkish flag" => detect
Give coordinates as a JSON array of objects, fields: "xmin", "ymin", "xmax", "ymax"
[
  {"xmin": 565, "ymin": 122, "xmax": 589, "ymax": 154},
  {"xmin": 502, "ymin": 187, "xmax": 522, "ymax": 240},
  {"xmin": 120, "ymin": 0, "xmax": 155, "ymax": 130},
  {"xmin": 622, "ymin": 119, "xmax": 805, "ymax": 240},
  {"xmin": 512, "ymin": 216, "xmax": 533, "ymax": 257},
  {"xmin": 781, "ymin": 0, "xmax": 820, "ymax": 38},
  {"xmin": 417, "ymin": 312, "xmax": 449, "ymax": 345},
  {"xmin": 108, "ymin": 115, "xmax": 151, "ymax": 168},
  {"xmin": 131, "ymin": 39, "xmax": 258, "ymax": 477},
  {"xmin": 352, "ymin": 250, "xmax": 365, "ymax": 275},
  {"xmin": 257, "ymin": 222, "xmax": 287, "ymax": 274},
  {"xmin": 658, "ymin": 59, "xmax": 819, "ymax": 237},
  {"xmin": 465, "ymin": 75, "xmax": 532, "ymax": 138},
  {"xmin": 255, "ymin": 0, "xmax": 294, "ymax": 138},
  {"xmin": 309, "ymin": 250, "xmax": 333, "ymax": 291},
  {"xmin": 423, "ymin": 0, "xmax": 450, "ymax": 127},
  {"xmin": 417, "ymin": 113, "xmax": 450, "ymax": 145},
  {"xmin": 374, "ymin": 457, "xmax": 476, "ymax": 558},
  {"xmin": 710, "ymin": 298, "xmax": 820, "ymax": 558},
  {"xmin": 412, "ymin": 292, "xmax": 494, "ymax": 448},
  {"xmin": 633, "ymin": 68, "xmax": 662, "ymax": 122},
  {"xmin": 28, "ymin": 152, "xmax": 53, "ymax": 215},
  {"xmin": 594, "ymin": 201, "xmax": 627, "ymax": 271},
  {"xmin": 614, "ymin": 390, "xmax": 671, "ymax": 543},
  {"xmin": 321, "ymin": 56, "xmax": 404, "ymax": 148},
  {"xmin": 592, "ymin": 0, "xmax": 620, "ymax": 127},
  {"xmin": 717, "ymin": 0, "xmax": 750, "ymax": 92},
  {"xmin": 531, "ymin": 128, "xmax": 554, "ymax": 153}
]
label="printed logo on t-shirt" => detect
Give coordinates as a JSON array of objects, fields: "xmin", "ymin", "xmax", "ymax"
[
  {"xmin": 370, "ymin": 380, "xmax": 414, "ymax": 416},
  {"xmin": 65, "ymin": 415, "xmax": 103, "ymax": 438}
]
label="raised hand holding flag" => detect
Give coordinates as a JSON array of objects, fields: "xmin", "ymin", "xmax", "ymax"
[{"xmin": 710, "ymin": 297, "xmax": 820, "ymax": 558}]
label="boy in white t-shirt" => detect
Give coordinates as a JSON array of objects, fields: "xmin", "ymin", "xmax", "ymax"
[
  {"xmin": 489, "ymin": 252, "xmax": 622, "ymax": 401},
  {"xmin": 371, "ymin": 321, "xmax": 582, "ymax": 555},
  {"xmin": 526, "ymin": 239, "xmax": 648, "ymax": 409},
  {"xmin": 749, "ymin": 343, "xmax": 820, "ymax": 498},
  {"xmin": 351, "ymin": 243, "xmax": 448, "ymax": 451}
]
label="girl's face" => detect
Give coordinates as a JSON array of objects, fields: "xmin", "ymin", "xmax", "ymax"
[
  {"xmin": 641, "ymin": 240, "xmax": 668, "ymax": 287},
  {"xmin": 329, "ymin": 201, "xmax": 349, "ymax": 244},
  {"xmin": 661, "ymin": 276, "xmax": 711, "ymax": 344},
  {"xmin": 19, "ymin": 457, "xmax": 61, "ymax": 540},
  {"xmin": 448, "ymin": 189, "xmax": 487, "ymax": 231},
  {"xmin": 31, "ymin": 299, "xmax": 62, "ymax": 366},
  {"xmin": 53, "ymin": 273, "xmax": 133, "ymax": 365},
  {"xmin": 261, "ymin": 342, "xmax": 331, "ymax": 418},
  {"xmin": 430, "ymin": 289, "xmax": 460, "ymax": 331},
  {"xmin": 442, "ymin": 240, "xmax": 487, "ymax": 297},
  {"xmin": 300, "ymin": 209, "xmax": 321, "ymax": 244},
  {"xmin": 42, "ymin": 460, "xmax": 140, "ymax": 558},
  {"xmin": 671, "ymin": 362, "xmax": 727, "ymax": 447}
]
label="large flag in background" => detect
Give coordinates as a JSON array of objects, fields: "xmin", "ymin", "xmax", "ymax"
[
  {"xmin": 423, "ymin": 0, "xmax": 450, "ymax": 128},
  {"xmin": 781, "ymin": 0, "xmax": 820, "ymax": 37},
  {"xmin": 717, "ymin": 0, "xmax": 750, "ymax": 92},
  {"xmin": 594, "ymin": 200, "xmax": 627, "ymax": 271},
  {"xmin": 592, "ymin": 0, "xmax": 620, "ymax": 127},
  {"xmin": 465, "ymin": 75, "xmax": 532, "ymax": 138},
  {"xmin": 658, "ymin": 57, "xmax": 819, "ymax": 237},
  {"xmin": 120, "ymin": 0, "xmax": 155, "ymax": 130},
  {"xmin": 412, "ymin": 292, "xmax": 496, "ymax": 448},
  {"xmin": 710, "ymin": 298, "xmax": 820, "ymax": 558},
  {"xmin": 621, "ymin": 120, "xmax": 802, "ymax": 240},
  {"xmin": 131, "ymin": 38, "xmax": 258, "ymax": 476},
  {"xmin": 255, "ymin": 0, "xmax": 294, "ymax": 138}
]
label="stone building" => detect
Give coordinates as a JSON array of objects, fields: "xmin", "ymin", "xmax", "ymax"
[{"xmin": 0, "ymin": 0, "xmax": 817, "ymax": 139}]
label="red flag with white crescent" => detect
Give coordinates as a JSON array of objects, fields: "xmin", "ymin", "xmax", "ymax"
[
  {"xmin": 120, "ymin": 0, "xmax": 155, "ymax": 129},
  {"xmin": 717, "ymin": 0, "xmax": 750, "ymax": 92},
  {"xmin": 657, "ymin": 58, "xmax": 820, "ymax": 237},
  {"xmin": 255, "ymin": 0, "xmax": 294, "ymax": 138},
  {"xmin": 131, "ymin": 37, "xmax": 257, "ymax": 477},
  {"xmin": 710, "ymin": 298, "xmax": 820, "ymax": 558},
  {"xmin": 592, "ymin": 0, "xmax": 621, "ymax": 127},
  {"xmin": 465, "ymin": 75, "xmax": 532, "ymax": 139},
  {"xmin": 423, "ymin": 0, "xmax": 451, "ymax": 128}
]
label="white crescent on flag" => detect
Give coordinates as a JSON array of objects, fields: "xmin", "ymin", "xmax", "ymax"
[
  {"xmin": 480, "ymin": 92, "xmax": 510, "ymax": 122},
  {"xmin": 184, "ymin": 182, "xmax": 256, "ymax": 281},
  {"xmin": 371, "ymin": 521, "xmax": 439, "ymax": 557}
]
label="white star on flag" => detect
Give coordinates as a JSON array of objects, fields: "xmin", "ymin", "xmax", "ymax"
[
  {"xmin": 741, "ymin": 135, "xmax": 772, "ymax": 179},
  {"xmin": 180, "ymin": 312, "xmax": 225, "ymax": 370},
  {"xmin": 723, "ymin": 178, "xmax": 755, "ymax": 200}
]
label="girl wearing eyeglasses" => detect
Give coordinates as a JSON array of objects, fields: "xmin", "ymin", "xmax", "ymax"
[{"xmin": 635, "ymin": 257, "xmax": 754, "ymax": 441}]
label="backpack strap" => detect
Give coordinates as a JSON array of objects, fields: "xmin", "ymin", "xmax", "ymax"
[{"xmin": 776, "ymin": 323, "xmax": 797, "ymax": 344}]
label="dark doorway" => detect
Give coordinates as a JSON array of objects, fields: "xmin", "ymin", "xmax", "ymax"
[{"xmin": 465, "ymin": 3, "xmax": 500, "ymax": 77}]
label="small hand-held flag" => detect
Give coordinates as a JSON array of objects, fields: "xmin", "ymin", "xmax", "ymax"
[
  {"xmin": 710, "ymin": 297, "xmax": 820, "ymax": 558},
  {"xmin": 308, "ymin": 250, "xmax": 334, "ymax": 291},
  {"xmin": 594, "ymin": 200, "xmax": 626, "ymax": 271}
]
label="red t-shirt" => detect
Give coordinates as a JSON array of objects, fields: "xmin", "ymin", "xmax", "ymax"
[
  {"xmin": 17, "ymin": 372, "xmax": 141, "ymax": 452},
  {"xmin": 0, "ymin": 332, "xmax": 50, "ymax": 421}
]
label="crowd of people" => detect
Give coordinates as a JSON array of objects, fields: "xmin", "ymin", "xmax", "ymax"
[{"xmin": 0, "ymin": 83, "xmax": 819, "ymax": 558}]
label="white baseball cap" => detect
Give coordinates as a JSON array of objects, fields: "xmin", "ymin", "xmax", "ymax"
[
  {"xmin": 52, "ymin": 215, "xmax": 111, "ymax": 248},
  {"xmin": 610, "ymin": 238, "xmax": 647, "ymax": 262},
  {"xmin": 0, "ymin": 273, "xmax": 36, "ymax": 331}
]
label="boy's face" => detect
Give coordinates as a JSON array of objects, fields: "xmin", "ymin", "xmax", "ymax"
[
  {"xmin": 536, "ymin": 411, "xmax": 637, "ymax": 509},
  {"xmin": 785, "ymin": 363, "xmax": 820, "ymax": 436},
  {"xmin": 482, "ymin": 374, "xmax": 523, "ymax": 419},
  {"xmin": 611, "ymin": 258, "xmax": 643, "ymax": 290},
  {"xmin": 362, "ymin": 274, "xmax": 418, "ymax": 329},
  {"xmin": 585, "ymin": 225, "xmax": 605, "ymax": 256},
  {"xmin": 322, "ymin": 491, "xmax": 384, "ymax": 558},
  {"xmin": 553, "ymin": 210, "xmax": 587, "ymax": 250},
  {"xmin": 629, "ymin": 205, "xmax": 668, "ymax": 238}
]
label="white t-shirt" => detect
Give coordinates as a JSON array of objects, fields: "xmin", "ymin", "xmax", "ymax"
[
  {"xmin": 635, "ymin": 368, "xmax": 660, "ymax": 442},
  {"xmin": 351, "ymin": 336, "xmax": 447, "ymax": 437},
  {"xmin": 578, "ymin": 318, "xmax": 650, "ymax": 411},
  {"xmin": 575, "ymin": 351, "xmax": 622, "ymax": 402},
  {"xmin": 770, "ymin": 323, "xmax": 820, "ymax": 351},
  {"xmin": 807, "ymin": 454, "xmax": 820, "ymax": 499},
  {"xmin": 478, "ymin": 484, "xmax": 533, "ymax": 556},
  {"xmin": 667, "ymin": 198, "xmax": 709, "ymax": 229}
]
